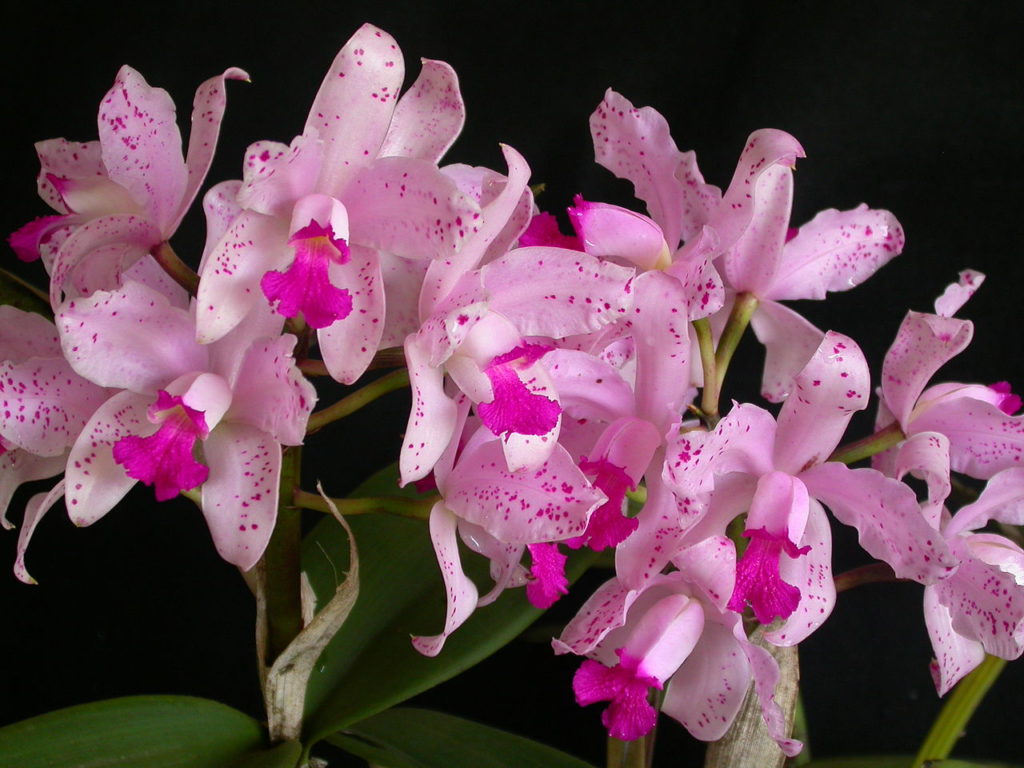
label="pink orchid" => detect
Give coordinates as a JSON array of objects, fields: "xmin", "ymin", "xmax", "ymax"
[
  {"xmin": 196, "ymin": 24, "xmax": 477, "ymax": 384},
  {"xmin": 876, "ymin": 270, "xmax": 1024, "ymax": 481},
  {"xmin": 27, "ymin": 280, "xmax": 316, "ymax": 572},
  {"xmin": 411, "ymin": 412, "xmax": 606, "ymax": 656},
  {"xmin": 554, "ymin": 538, "xmax": 800, "ymax": 755},
  {"xmin": 10, "ymin": 65, "xmax": 246, "ymax": 309},
  {"xmin": 923, "ymin": 467, "xmax": 1024, "ymax": 694},
  {"xmin": 659, "ymin": 332, "xmax": 956, "ymax": 646}
]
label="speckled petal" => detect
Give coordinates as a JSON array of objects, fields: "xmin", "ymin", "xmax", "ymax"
[
  {"xmin": 201, "ymin": 421, "xmax": 280, "ymax": 570},
  {"xmin": 98, "ymin": 66, "xmax": 187, "ymax": 234},
  {"xmin": 35, "ymin": 139, "xmax": 103, "ymax": 213},
  {"xmin": 0, "ymin": 449, "xmax": 66, "ymax": 530},
  {"xmin": 553, "ymin": 576, "xmax": 634, "ymax": 655},
  {"xmin": 773, "ymin": 331, "xmax": 869, "ymax": 474},
  {"xmin": 306, "ymin": 24, "xmax": 405, "ymax": 197},
  {"xmin": 13, "ymin": 480, "xmax": 66, "ymax": 584},
  {"xmin": 911, "ymin": 397, "xmax": 1024, "ymax": 481},
  {"xmin": 445, "ymin": 439, "xmax": 603, "ymax": 544},
  {"xmin": 400, "ymin": 334, "xmax": 458, "ymax": 485},
  {"xmin": 411, "ymin": 503, "xmax": 479, "ymax": 657},
  {"xmin": 766, "ymin": 205, "xmax": 904, "ymax": 301},
  {"xmin": 749, "ymin": 299, "xmax": 825, "ymax": 403},
  {"xmin": 380, "ymin": 59, "xmax": 464, "ymax": 163},
  {"xmin": 924, "ymin": 585, "xmax": 985, "ymax": 695}
]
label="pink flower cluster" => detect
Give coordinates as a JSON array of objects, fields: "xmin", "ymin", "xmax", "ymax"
[{"xmin": 5, "ymin": 23, "xmax": 1024, "ymax": 756}]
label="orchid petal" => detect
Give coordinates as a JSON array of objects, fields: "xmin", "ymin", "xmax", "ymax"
[
  {"xmin": 98, "ymin": 66, "xmax": 187, "ymax": 234},
  {"xmin": 200, "ymin": 421, "xmax": 279, "ymax": 570},
  {"xmin": 568, "ymin": 197, "xmax": 670, "ymax": 271},
  {"xmin": 237, "ymin": 135, "xmax": 322, "ymax": 218},
  {"xmin": 9, "ymin": 214, "xmax": 74, "ymax": 263},
  {"xmin": 445, "ymin": 439, "xmax": 603, "ymax": 544},
  {"xmin": 708, "ymin": 129, "xmax": 804, "ymax": 255},
  {"xmin": 0, "ymin": 449, "xmax": 66, "ymax": 530},
  {"xmin": 65, "ymin": 390, "xmax": 149, "ymax": 525},
  {"xmin": 801, "ymin": 462, "xmax": 956, "ymax": 583},
  {"xmin": 378, "ymin": 251, "xmax": 430, "ymax": 348},
  {"xmin": 673, "ymin": 536, "xmax": 738, "ymax": 612},
  {"xmin": 946, "ymin": 467, "xmax": 1024, "ymax": 537},
  {"xmin": 934, "ymin": 269, "xmax": 985, "ymax": 318},
  {"xmin": 13, "ymin": 480, "xmax": 66, "ymax": 585},
  {"xmin": 721, "ymin": 164, "xmax": 792, "ymax": 296},
  {"xmin": 400, "ymin": 335, "xmax": 458, "ymax": 485},
  {"xmin": 543, "ymin": 349, "xmax": 636, "ymax": 423},
  {"xmin": 48, "ymin": 213, "xmax": 161, "ymax": 309},
  {"xmin": 663, "ymin": 620, "xmax": 749, "ymax": 742},
  {"xmin": 0, "ymin": 306, "xmax": 61, "ymax": 359},
  {"xmin": 307, "ymin": 24, "xmax": 405, "ymax": 196},
  {"xmin": 765, "ymin": 205, "xmax": 904, "ymax": 301},
  {"xmin": 199, "ymin": 180, "xmax": 242, "ymax": 271},
  {"xmin": 195, "ymin": 209, "xmax": 290, "ymax": 343},
  {"xmin": 663, "ymin": 226, "xmax": 724, "ymax": 321},
  {"xmin": 412, "ymin": 503, "xmax": 480, "ymax": 657},
  {"xmin": 924, "ymin": 586, "xmax": 985, "ymax": 695},
  {"xmin": 483, "ymin": 246, "xmax": 634, "ymax": 338},
  {"xmin": 774, "ymin": 331, "xmax": 869, "ymax": 474},
  {"xmin": 58, "ymin": 281, "xmax": 207, "ymax": 392},
  {"xmin": 442, "ymin": 162, "xmax": 534, "ymax": 265},
  {"xmin": 0, "ymin": 357, "xmax": 108, "ymax": 456},
  {"xmin": 891, "ymin": 431, "xmax": 952, "ymax": 529},
  {"xmin": 911, "ymin": 396, "xmax": 1024, "ymax": 480},
  {"xmin": 748, "ymin": 300, "xmax": 824, "ymax": 403},
  {"xmin": 741, "ymin": 635, "xmax": 803, "ymax": 757},
  {"xmin": 590, "ymin": 90, "xmax": 719, "ymax": 248},
  {"xmin": 171, "ymin": 68, "xmax": 249, "ymax": 234},
  {"xmin": 380, "ymin": 59, "xmax": 464, "ymax": 163},
  {"xmin": 35, "ymin": 139, "xmax": 103, "ymax": 213},
  {"xmin": 881, "ymin": 310, "xmax": 974, "ymax": 427},
  {"xmin": 553, "ymin": 576, "xmax": 634, "ymax": 656}
]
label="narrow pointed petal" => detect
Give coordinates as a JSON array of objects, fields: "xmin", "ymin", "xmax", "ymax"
[
  {"xmin": 708, "ymin": 129, "xmax": 804, "ymax": 255},
  {"xmin": 380, "ymin": 59, "xmax": 464, "ymax": 162},
  {"xmin": 98, "ymin": 66, "xmax": 187, "ymax": 233},
  {"xmin": 774, "ymin": 331, "xmax": 869, "ymax": 473},
  {"xmin": 946, "ymin": 467, "xmax": 1024, "ymax": 538},
  {"xmin": 196, "ymin": 209, "xmax": 290, "ymax": 343},
  {"xmin": 924, "ymin": 586, "xmax": 985, "ymax": 695},
  {"xmin": 721, "ymin": 164, "xmax": 793, "ymax": 296},
  {"xmin": 590, "ymin": 90, "xmax": 720, "ymax": 248},
  {"xmin": 412, "ymin": 503, "xmax": 480, "ymax": 657},
  {"xmin": 554, "ymin": 577, "xmax": 634, "ymax": 655},
  {"xmin": 934, "ymin": 269, "xmax": 985, "ymax": 318},
  {"xmin": 765, "ymin": 499, "xmax": 835, "ymax": 645},
  {"xmin": 200, "ymin": 422, "xmax": 279, "ymax": 570},
  {"xmin": 172, "ymin": 68, "xmax": 249, "ymax": 234},
  {"xmin": 65, "ymin": 390, "xmax": 149, "ymax": 525},
  {"xmin": 0, "ymin": 449, "xmax": 66, "ymax": 529},
  {"xmin": 400, "ymin": 335, "xmax": 458, "ymax": 485},
  {"xmin": 445, "ymin": 440, "xmax": 603, "ymax": 544},
  {"xmin": 307, "ymin": 24, "xmax": 405, "ymax": 196},
  {"xmin": 766, "ymin": 205, "xmax": 904, "ymax": 301},
  {"xmin": 13, "ymin": 481, "xmax": 66, "ymax": 585},
  {"xmin": 318, "ymin": 245, "xmax": 386, "ymax": 385},
  {"xmin": 890, "ymin": 431, "xmax": 952, "ymax": 528},
  {"xmin": 801, "ymin": 462, "xmax": 956, "ymax": 583},
  {"xmin": 199, "ymin": 180, "xmax": 243, "ymax": 271},
  {"xmin": 881, "ymin": 310, "xmax": 974, "ymax": 427},
  {"xmin": 58, "ymin": 281, "xmax": 207, "ymax": 391}
]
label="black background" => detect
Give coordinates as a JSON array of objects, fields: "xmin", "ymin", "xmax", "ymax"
[{"xmin": 2, "ymin": 1, "xmax": 1022, "ymax": 765}]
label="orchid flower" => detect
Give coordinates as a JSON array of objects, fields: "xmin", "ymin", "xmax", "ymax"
[
  {"xmin": 554, "ymin": 537, "xmax": 801, "ymax": 756},
  {"xmin": 11, "ymin": 280, "xmax": 317, "ymax": 575},
  {"xmin": 658, "ymin": 332, "xmax": 956, "ymax": 646},
  {"xmin": 10, "ymin": 65, "xmax": 246, "ymax": 309},
  {"xmin": 876, "ymin": 270, "xmax": 1024, "ymax": 481},
  {"xmin": 196, "ymin": 23, "xmax": 479, "ymax": 384}
]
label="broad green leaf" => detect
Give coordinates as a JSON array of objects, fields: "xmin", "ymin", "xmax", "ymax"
[
  {"xmin": 227, "ymin": 740, "xmax": 303, "ymax": 768},
  {"xmin": 0, "ymin": 267, "xmax": 51, "ymax": 318},
  {"xmin": 0, "ymin": 695, "xmax": 264, "ymax": 767},
  {"xmin": 301, "ymin": 464, "xmax": 595, "ymax": 743},
  {"xmin": 327, "ymin": 707, "xmax": 597, "ymax": 768}
]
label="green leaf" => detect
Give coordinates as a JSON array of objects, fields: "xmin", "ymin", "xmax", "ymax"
[
  {"xmin": 301, "ymin": 464, "xmax": 595, "ymax": 743},
  {"xmin": 0, "ymin": 267, "xmax": 52, "ymax": 318},
  {"xmin": 0, "ymin": 695, "xmax": 265, "ymax": 767},
  {"xmin": 327, "ymin": 707, "xmax": 597, "ymax": 768}
]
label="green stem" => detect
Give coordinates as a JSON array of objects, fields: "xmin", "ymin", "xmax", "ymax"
[
  {"xmin": 298, "ymin": 358, "xmax": 329, "ymax": 377},
  {"xmin": 151, "ymin": 241, "xmax": 199, "ymax": 295},
  {"xmin": 263, "ymin": 447, "xmax": 304, "ymax": 663},
  {"xmin": 606, "ymin": 734, "xmax": 651, "ymax": 768},
  {"xmin": 293, "ymin": 487, "xmax": 436, "ymax": 520},
  {"xmin": 306, "ymin": 368, "xmax": 411, "ymax": 435},
  {"xmin": 828, "ymin": 422, "xmax": 904, "ymax": 465},
  {"xmin": 912, "ymin": 654, "xmax": 1007, "ymax": 767},
  {"xmin": 693, "ymin": 318, "xmax": 719, "ymax": 426},
  {"xmin": 833, "ymin": 562, "xmax": 898, "ymax": 593},
  {"xmin": 714, "ymin": 292, "xmax": 759, "ymax": 391}
]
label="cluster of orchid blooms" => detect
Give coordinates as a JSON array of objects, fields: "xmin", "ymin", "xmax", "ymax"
[{"xmin": 5, "ymin": 22, "xmax": 1024, "ymax": 758}]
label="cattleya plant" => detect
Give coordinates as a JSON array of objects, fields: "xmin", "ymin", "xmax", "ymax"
[{"xmin": 2, "ymin": 22, "xmax": 1023, "ymax": 768}]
